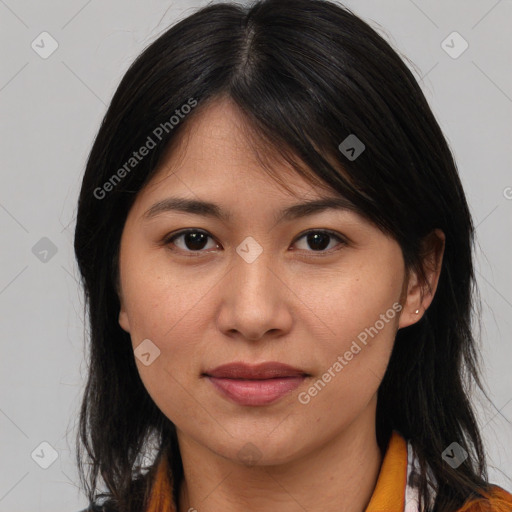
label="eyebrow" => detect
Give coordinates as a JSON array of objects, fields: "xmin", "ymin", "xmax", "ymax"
[{"xmin": 142, "ymin": 195, "xmax": 356, "ymax": 224}]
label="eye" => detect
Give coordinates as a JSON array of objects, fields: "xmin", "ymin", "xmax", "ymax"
[
  {"xmin": 292, "ymin": 229, "xmax": 347, "ymax": 254},
  {"xmin": 163, "ymin": 229, "xmax": 347, "ymax": 255},
  {"xmin": 163, "ymin": 229, "xmax": 218, "ymax": 254}
]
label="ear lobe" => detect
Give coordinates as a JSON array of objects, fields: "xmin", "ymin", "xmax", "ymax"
[
  {"xmin": 118, "ymin": 301, "xmax": 131, "ymax": 333},
  {"xmin": 398, "ymin": 229, "xmax": 445, "ymax": 329},
  {"xmin": 398, "ymin": 269, "xmax": 422, "ymax": 329}
]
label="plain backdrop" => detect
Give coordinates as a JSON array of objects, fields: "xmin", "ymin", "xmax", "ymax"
[{"xmin": 0, "ymin": 0, "xmax": 511, "ymax": 510}]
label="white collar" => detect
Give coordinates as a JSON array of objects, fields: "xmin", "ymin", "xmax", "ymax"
[{"xmin": 404, "ymin": 440, "xmax": 437, "ymax": 511}]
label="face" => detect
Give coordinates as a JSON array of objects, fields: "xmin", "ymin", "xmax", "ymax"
[{"xmin": 117, "ymin": 97, "xmax": 427, "ymax": 466}]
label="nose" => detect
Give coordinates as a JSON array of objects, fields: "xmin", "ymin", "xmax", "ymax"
[{"xmin": 215, "ymin": 246, "xmax": 293, "ymax": 342}]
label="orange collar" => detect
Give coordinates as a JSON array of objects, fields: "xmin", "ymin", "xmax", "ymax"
[{"xmin": 364, "ymin": 431, "xmax": 407, "ymax": 511}]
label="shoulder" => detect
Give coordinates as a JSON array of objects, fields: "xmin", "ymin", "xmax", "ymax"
[
  {"xmin": 458, "ymin": 484, "xmax": 512, "ymax": 511},
  {"xmin": 485, "ymin": 484, "xmax": 512, "ymax": 508}
]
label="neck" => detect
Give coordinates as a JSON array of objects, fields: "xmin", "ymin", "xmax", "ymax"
[{"xmin": 176, "ymin": 398, "xmax": 383, "ymax": 512}]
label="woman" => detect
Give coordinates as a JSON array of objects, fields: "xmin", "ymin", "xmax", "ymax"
[{"xmin": 73, "ymin": 0, "xmax": 512, "ymax": 511}]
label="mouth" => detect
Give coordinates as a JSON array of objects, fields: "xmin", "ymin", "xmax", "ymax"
[{"xmin": 202, "ymin": 362, "xmax": 310, "ymax": 406}]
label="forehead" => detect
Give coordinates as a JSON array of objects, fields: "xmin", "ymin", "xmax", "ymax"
[{"xmin": 142, "ymin": 97, "xmax": 336, "ymax": 202}]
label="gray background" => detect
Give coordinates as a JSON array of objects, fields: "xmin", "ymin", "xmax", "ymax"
[{"xmin": 1, "ymin": 0, "xmax": 511, "ymax": 510}]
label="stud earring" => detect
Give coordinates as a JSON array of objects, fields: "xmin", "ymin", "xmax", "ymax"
[{"xmin": 415, "ymin": 309, "xmax": 420, "ymax": 314}]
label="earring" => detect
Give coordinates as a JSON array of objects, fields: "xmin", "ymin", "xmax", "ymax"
[{"xmin": 415, "ymin": 309, "xmax": 420, "ymax": 314}]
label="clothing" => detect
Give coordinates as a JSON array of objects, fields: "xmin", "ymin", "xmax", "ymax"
[{"xmin": 81, "ymin": 431, "xmax": 512, "ymax": 511}]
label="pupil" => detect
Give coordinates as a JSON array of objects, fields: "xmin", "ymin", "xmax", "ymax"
[
  {"xmin": 185, "ymin": 232, "xmax": 207, "ymax": 251},
  {"xmin": 308, "ymin": 233, "xmax": 329, "ymax": 251}
]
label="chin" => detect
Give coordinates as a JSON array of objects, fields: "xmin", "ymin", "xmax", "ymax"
[{"xmin": 206, "ymin": 430, "xmax": 309, "ymax": 467}]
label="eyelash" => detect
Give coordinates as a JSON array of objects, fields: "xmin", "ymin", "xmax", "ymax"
[{"xmin": 162, "ymin": 229, "xmax": 347, "ymax": 257}]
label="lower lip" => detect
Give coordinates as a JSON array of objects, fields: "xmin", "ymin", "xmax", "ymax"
[{"xmin": 206, "ymin": 376, "xmax": 306, "ymax": 406}]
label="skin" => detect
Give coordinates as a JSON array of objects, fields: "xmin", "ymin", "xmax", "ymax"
[{"xmin": 117, "ymin": 97, "xmax": 445, "ymax": 512}]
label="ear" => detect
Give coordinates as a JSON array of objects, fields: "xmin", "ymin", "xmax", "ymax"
[
  {"xmin": 118, "ymin": 292, "xmax": 131, "ymax": 333},
  {"xmin": 398, "ymin": 229, "xmax": 445, "ymax": 329}
]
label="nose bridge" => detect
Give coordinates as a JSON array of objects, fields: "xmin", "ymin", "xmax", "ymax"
[{"xmin": 231, "ymin": 235, "xmax": 276, "ymax": 297}]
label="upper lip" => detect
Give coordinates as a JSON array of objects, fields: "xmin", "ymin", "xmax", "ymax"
[{"xmin": 204, "ymin": 362, "xmax": 308, "ymax": 380}]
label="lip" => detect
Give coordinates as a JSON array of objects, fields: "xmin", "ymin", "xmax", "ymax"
[
  {"xmin": 205, "ymin": 362, "xmax": 307, "ymax": 379},
  {"xmin": 203, "ymin": 362, "xmax": 309, "ymax": 406}
]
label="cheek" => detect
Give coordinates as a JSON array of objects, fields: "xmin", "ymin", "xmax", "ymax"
[
  {"xmin": 292, "ymin": 253, "xmax": 402, "ymax": 346},
  {"xmin": 120, "ymin": 255, "xmax": 220, "ymax": 391},
  {"xmin": 296, "ymin": 299, "xmax": 400, "ymax": 431},
  {"xmin": 121, "ymin": 244, "xmax": 206, "ymax": 333},
  {"xmin": 293, "ymin": 257, "xmax": 402, "ymax": 402},
  {"xmin": 122, "ymin": 266, "xmax": 213, "ymax": 425}
]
